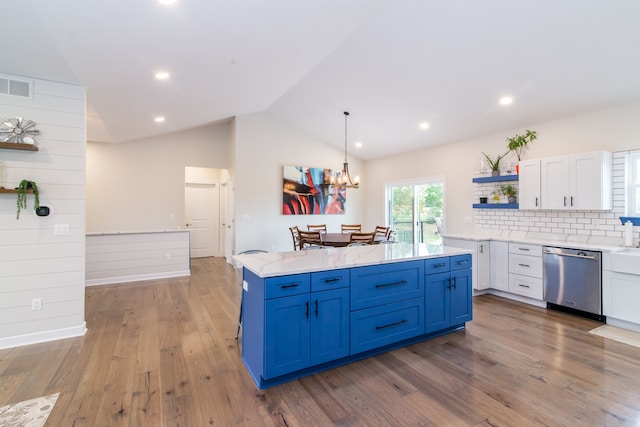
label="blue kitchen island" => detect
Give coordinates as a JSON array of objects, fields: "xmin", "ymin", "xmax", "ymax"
[{"xmin": 234, "ymin": 243, "xmax": 473, "ymax": 389}]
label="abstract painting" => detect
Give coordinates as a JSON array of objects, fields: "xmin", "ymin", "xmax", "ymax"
[{"xmin": 283, "ymin": 165, "xmax": 346, "ymax": 215}]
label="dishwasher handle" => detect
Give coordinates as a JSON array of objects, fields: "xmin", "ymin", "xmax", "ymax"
[{"xmin": 543, "ymin": 250, "xmax": 597, "ymax": 260}]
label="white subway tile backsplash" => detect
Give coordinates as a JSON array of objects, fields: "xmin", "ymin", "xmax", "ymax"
[{"xmin": 473, "ymin": 150, "xmax": 627, "ymax": 238}]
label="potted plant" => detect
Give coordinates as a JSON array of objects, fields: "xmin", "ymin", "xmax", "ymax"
[
  {"xmin": 500, "ymin": 184, "xmax": 517, "ymax": 203},
  {"xmin": 506, "ymin": 130, "xmax": 537, "ymax": 172},
  {"xmin": 482, "ymin": 151, "xmax": 509, "ymax": 176},
  {"xmin": 16, "ymin": 179, "xmax": 39, "ymax": 219}
]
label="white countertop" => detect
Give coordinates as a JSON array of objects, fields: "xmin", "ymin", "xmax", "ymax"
[
  {"xmin": 234, "ymin": 243, "xmax": 472, "ymax": 278},
  {"xmin": 442, "ymin": 230, "xmax": 626, "ymax": 253}
]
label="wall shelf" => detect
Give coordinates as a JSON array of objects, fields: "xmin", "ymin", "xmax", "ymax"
[
  {"xmin": 0, "ymin": 142, "xmax": 39, "ymax": 152},
  {"xmin": 0, "ymin": 187, "xmax": 34, "ymax": 194},
  {"xmin": 473, "ymin": 203, "xmax": 519, "ymax": 209},
  {"xmin": 472, "ymin": 174, "xmax": 518, "ymax": 183}
]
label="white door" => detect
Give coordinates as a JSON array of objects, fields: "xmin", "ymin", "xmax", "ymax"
[
  {"xmin": 519, "ymin": 159, "xmax": 541, "ymax": 210},
  {"xmin": 185, "ymin": 183, "xmax": 220, "ymax": 258},
  {"xmin": 221, "ymin": 180, "xmax": 235, "ymax": 263},
  {"xmin": 541, "ymin": 156, "xmax": 569, "ymax": 210}
]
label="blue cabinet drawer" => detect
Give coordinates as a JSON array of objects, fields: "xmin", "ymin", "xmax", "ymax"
[
  {"xmin": 350, "ymin": 261, "xmax": 424, "ymax": 310},
  {"xmin": 424, "ymin": 257, "xmax": 450, "ymax": 274},
  {"xmin": 264, "ymin": 273, "xmax": 310, "ymax": 299},
  {"xmin": 350, "ymin": 297, "xmax": 425, "ymax": 355},
  {"xmin": 311, "ymin": 269, "xmax": 349, "ymax": 292},
  {"xmin": 450, "ymin": 254, "xmax": 472, "ymax": 271}
]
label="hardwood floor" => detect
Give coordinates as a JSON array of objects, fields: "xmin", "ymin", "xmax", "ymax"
[{"xmin": 1, "ymin": 257, "xmax": 640, "ymax": 426}]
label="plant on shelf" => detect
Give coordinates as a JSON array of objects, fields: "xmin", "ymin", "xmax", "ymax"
[
  {"xmin": 506, "ymin": 130, "xmax": 538, "ymax": 162},
  {"xmin": 500, "ymin": 184, "xmax": 518, "ymax": 203},
  {"xmin": 16, "ymin": 179, "xmax": 39, "ymax": 219},
  {"xmin": 482, "ymin": 151, "xmax": 509, "ymax": 176}
]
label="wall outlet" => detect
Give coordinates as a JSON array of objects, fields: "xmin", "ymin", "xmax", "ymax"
[
  {"xmin": 31, "ymin": 298, "xmax": 42, "ymax": 311},
  {"xmin": 165, "ymin": 253, "xmax": 171, "ymax": 261},
  {"xmin": 54, "ymin": 224, "xmax": 69, "ymax": 235}
]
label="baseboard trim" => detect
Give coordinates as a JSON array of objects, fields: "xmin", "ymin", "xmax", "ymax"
[
  {"xmin": 0, "ymin": 322, "xmax": 87, "ymax": 350},
  {"xmin": 85, "ymin": 270, "xmax": 191, "ymax": 286}
]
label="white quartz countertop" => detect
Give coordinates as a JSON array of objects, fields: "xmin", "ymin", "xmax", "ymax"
[
  {"xmin": 234, "ymin": 243, "xmax": 472, "ymax": 278},
  {"xmin": 442, "ymin": 231, "xmax": 626, "ymax": 253}
]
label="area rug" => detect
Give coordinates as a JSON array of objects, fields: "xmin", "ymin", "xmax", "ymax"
[
  {"xmin": 590, "ymin": 325, "xmax": 640, "ymax": 349},
  {"xmin": 0, "ymin": 393, "xmax": 59, "ymax": 427}
]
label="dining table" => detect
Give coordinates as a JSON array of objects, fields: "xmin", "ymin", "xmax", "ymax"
[{"xmin": 319, "ymin": 232, "xmax": 385, "ymax": 247}]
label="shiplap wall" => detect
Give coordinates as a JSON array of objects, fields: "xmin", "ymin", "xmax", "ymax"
[
  {"xmin": 0, "ymin": 74, "xmax": 86, "ymax": 349},
  {"xmin": 86, "ymin": 231, "xmax": 190, "ymax": 286}
]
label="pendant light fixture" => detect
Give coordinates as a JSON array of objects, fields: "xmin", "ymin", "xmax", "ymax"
[{"xmin": 332, "ymin": 111, "xmax": 360, "ymax": 189}]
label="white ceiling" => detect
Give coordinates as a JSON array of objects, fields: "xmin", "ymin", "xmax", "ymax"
[{"xmin": 3, "ymin": 0, "xmax": 640, "ymax": 160}]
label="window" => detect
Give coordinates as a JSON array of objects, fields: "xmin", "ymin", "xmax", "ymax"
[
  {"xmin": 385, "ymin": 178, "xmax": 444, "ymax": 245},
  {"xmin": 627, "ymin": 152, "xmax": 640, "ymax": 216}
]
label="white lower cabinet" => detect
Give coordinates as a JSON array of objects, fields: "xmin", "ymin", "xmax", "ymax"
[
  {"xmin": 603, "ymin": 270, "xmax": 640, "ymax": 325},
  {"xmin": 508, "ymin": 242, "xmax": 543, "ymax": 300},
  {"xmin": 443, "ymin": 237, "xmax": 490, "ymax": 290},
  {"xmin": 490, "ymin": 241, "xmax": 509, "ymax": 292}
]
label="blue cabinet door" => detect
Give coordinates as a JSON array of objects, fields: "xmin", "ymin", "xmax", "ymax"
[
  {"xmin": 425, "ymin": 271, "xmax": 451, "ymax": 333},
  {"xmin": 310, "ymin": 288, "xmax": 350, "ymax": 365},
  {"xmin": 265, "ymin": 294, "xmax": 310, "ymax": 379},
  {"xmin": 450, "ymin": 269, "xmax": 473, "ymax": 325}
]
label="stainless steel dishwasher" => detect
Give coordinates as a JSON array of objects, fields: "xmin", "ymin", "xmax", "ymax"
[{"xmin": 543, "ymin": 246, "xmax": 603, "ymax": 320}]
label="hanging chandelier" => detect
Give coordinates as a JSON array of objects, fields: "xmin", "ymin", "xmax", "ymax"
[{"xmin": 332, "ymin": 111, "xmax": 360, "ymax": 189}]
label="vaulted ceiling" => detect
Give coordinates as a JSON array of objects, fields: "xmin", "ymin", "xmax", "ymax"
[{"xmin": 3, "ymin": 1, "xmax": 640, "ymax": 159}]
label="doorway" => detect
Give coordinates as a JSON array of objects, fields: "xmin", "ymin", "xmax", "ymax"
[
  {"xmin": 386, "ymin": 178, "xmax": 444, "ymax": 245},
  {"xmin": 185, "ymin": 167, "xmax": 225, "ymax": 258}
]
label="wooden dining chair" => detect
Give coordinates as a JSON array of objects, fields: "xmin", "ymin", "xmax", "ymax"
[
  {"xmin": 341, "ymin": 224, "xmax": 362, "ymax": 233},
  {"xmin": 349, "ymin": 232, "xmax": 375, "ymax": 245},
  {"xmin": 289, "ymin": 226, "xmax": 301, "ymax": 251},
  {"xmin": 299, "ymin": 230, "xmax": 323, "ymax": 249},
  {"xmin": 375, "ymin": 226, "xmax": 390, "ymax": 238},
  {"xmin": 307, "ymin": 224, "xmax": 327, "ymax": 232}
]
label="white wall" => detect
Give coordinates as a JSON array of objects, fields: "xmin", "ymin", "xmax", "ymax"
[
  {"xmin": 234, "ymin": 112, "xmax": 365, "ymax": 253},
  {"xmin": 86, "ymin": 122, "xmax": 231, "ymax": 232},
  {"xmin": 364, "ymin": 101, "xmax": 640, "ymax": 236},
  {"xmin": 0, "ymin": 76, "xmax": 86, "ymax": 348}
]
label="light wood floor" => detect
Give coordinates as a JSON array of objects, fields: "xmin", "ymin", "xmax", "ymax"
[{"xmin": 1, "ymin": 257, "xmax": 640, "ymax": 426}]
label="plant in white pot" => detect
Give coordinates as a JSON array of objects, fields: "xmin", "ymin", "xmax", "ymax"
[
  {"xmin": 482, "ymin": 151, "xmax": 509, "ymax": 176},
  {"xmin": 506, "ymin": 130, "xmax": 537, "ymax": 173}
]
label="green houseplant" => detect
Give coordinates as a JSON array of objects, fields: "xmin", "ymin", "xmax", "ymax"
[
  {"xmin": 506, "ymin": 130, "xmax": 538, "ymax": 164},
  {"xmin": 482, "ymin": 151, "xmax": 509, "ymax": 176},
  {"xmin": 500, "ymin": 184, "xmax": 517, "ymax": 203},
  {"xmin": 16, "ymin": 179, "xmax": 39, "ymax": 219}
]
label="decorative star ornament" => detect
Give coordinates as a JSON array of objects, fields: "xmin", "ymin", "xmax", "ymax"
[{"xmin": 0, "ymin": 117, "xmax": 39, "ymax": 144}]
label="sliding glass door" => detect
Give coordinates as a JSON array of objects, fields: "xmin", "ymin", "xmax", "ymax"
[{"xmin": 386, "ymin": 179, "xmax": 444, "ymax": 245}]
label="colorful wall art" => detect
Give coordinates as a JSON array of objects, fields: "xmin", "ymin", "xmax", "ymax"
[{"xmin": 283, "ymin": 165, "xmax": 345, "ymax": 215}]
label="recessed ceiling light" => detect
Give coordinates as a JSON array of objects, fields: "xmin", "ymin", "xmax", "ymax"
[
  {"xmin": 155, "ymin": 71, "xmax": 170, "ymax": 80},
  {"xmin": 355, "ymin": 141, "xmax": 363, "ymax": 148},
  {"xmin": 154, "ymin": 116, "xmax": 165, "ymax": 123},
  {"xmin": 158, "ymin": 0, "xmax": 177, "ymax": 4},
  {"xmin": 419, "ymin": 122, "xmax": 429, "ymax": 130},
  {"xmin": 499, "ymin": 97, "xmax": 513, "ymax": 105}
]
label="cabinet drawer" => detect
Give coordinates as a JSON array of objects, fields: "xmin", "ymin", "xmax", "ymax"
[
  {"xmin": 425, "ymin": 257, "xmax": 450, "ymax": 274},
  {"xmin": 450, "ymin": 254, "xmax": 472, "ymax": 271},
  {"xmin": 509, "ymin": 254, "xmax": 543, "ymax": 278},
  {"xmin": 264, "ymin": 273, "xmax": 310, "ymax": 299},
  {"xmin": 311, "ymin": 269, "xmax": 349, "ymax": 292},
  {"xmin": 350, "ymin": 297, "xmax": 425, "ymax": 355},
  {"xmin": 508, "ymin": 273, "xmax": 543, "ymax": 299},
  {"xmin": 509, "ymin": 242, "xmax": 542, "ymax": 257},
  {"xmin": 350, "ymin": 261, "xmax": 424, "ymax": 310}
]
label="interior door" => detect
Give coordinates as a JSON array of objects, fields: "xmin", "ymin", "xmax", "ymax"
[{"xmin": 185, "ymin": 183, "xmax": 220, "ymax": 258}]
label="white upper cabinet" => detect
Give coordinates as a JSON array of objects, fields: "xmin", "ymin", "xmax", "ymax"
[
  {"xmin": 540, "ymin": 151, "xmax": 612, "ymax": 210},
  {"xmin": 518, "ymin": 159, "xmax": 541, "ymax": 210}
]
